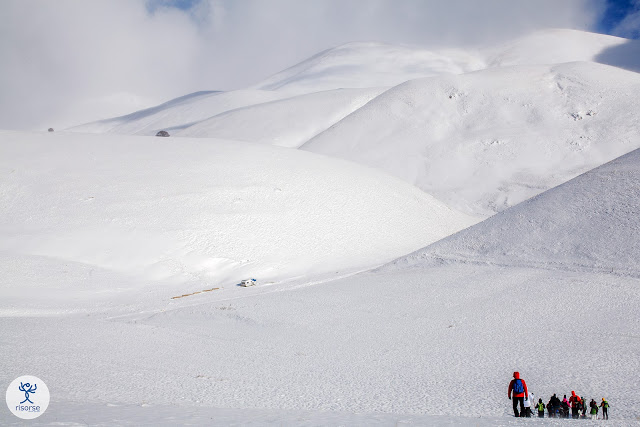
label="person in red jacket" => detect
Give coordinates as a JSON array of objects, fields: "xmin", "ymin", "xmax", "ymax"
[
  {"xmin": 508, "ymin": 371, "xmax": 529, "ymax": 417},
  {"xmin": 569, "ymin": 391, "xmax": 582, "ymax": 418}
]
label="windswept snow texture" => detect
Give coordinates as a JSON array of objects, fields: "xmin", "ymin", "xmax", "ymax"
[
  {"xmin": 302, "ymin": 61, "xmax": 640, "ymax": 216},
  {"xmin": 385, "ymin": 147, "xmax": 640, "ymax": 277}
]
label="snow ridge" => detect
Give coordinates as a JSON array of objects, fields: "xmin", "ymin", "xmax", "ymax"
[{"xmin": 385, "ymin": 147, "xmax": 640, "ymax": 277}]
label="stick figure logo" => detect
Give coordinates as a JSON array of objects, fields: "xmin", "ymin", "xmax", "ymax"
[
  {"xmin": 19, "ymin": 382, "xmax": 37, "ymax": 404},
  {"xmin": 5, "ymin": 375, "xmax": 50, "ymax": 420}
]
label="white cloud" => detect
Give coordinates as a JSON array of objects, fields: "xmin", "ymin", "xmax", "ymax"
[
  {"xmin": 0, "ymin": 0, "xmax": 203, "ymax": 130},
  {"xmin": 0, "ymin": 0, "xmax": 602, "ymax": 130}
]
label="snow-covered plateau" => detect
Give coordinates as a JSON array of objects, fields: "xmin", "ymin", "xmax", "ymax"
[{"xmin": 2, "ymin": 29, "xmax": 640, "ymax": 425}]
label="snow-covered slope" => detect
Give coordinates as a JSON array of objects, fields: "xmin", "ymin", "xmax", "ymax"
[
  {"xmin": 255, "ymin": 30, "xmax": 640, "ymax": 94},
  {"xmin": 175, "ymin": 87, "xmax": 385, "ymax": 147},
  {"xmin": 486, "ymin": 28, "xmax": 640, "ymax": 72},
  {"xmin": 302, "ymin": 61, "xmax": 640, "ymax": 216},
  {"xmin": 3, "ymin": 145, "xmax": 639, "ymax": 423},
  {"xmin": 0, "ymin": 130, "xmax": 476, "ymax": 312},
  {"xmin": 68, "ymin": 41, "xmax": 486, "ymax": 137},
  {"xmin": 68, "ymin": 30, "xmax": 640, "ymax": 220},
  {"xmin": 69, "ymin": 89, "xmax": 291, "ymax": 136},
  {"xmin": 253, "ymin": 41, "xmax": 485, "ymax": 94},
  {"xmin": 384, "ymin": 147, "xmax": 640, "ymax": 277}
]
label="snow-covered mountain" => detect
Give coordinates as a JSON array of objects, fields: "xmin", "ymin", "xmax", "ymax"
[
  {"xmin": 70, "ymin": 29, "xmax": 640, "ymax": 138},
  {"xmin": 3, "ymin": 28, "xmax": 640, "ymax": 425},
  {"xmin": 302, "ymin": 61, "xmax": 640, "ymax": 216},
  {"xmin": 69, "ymin": 29, "xmax": 640, "ymax": 219},
  {"xmin": 252, "ymin": 41, "xmax": 486, "ymax": 93}
]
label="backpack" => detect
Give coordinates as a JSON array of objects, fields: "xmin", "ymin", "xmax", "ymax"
[
  {"xmin": 603, "ymin": 400, "xmax": 609, "ymax": 408},
  {"xmin": 513, "ymin": 379, "xmax": 524, "ymax": 394},
  {"xmin": 537, "ymin": 402, "xmax": 545, "ymax": 411},
  {"xmin": 573, "ymin": 397, "xmax": 581, "ymax": 408}
]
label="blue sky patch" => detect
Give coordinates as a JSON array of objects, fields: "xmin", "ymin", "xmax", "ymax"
[{"xmin": 598, "ymin": 0, "xmax": 639, "ymax": 36}]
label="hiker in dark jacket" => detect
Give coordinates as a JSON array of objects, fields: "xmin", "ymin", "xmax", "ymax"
[
  {"xmin": 600, "ymin": 398, "xmax": 609, "ymax": 420},
  {"xmin": 507, "ymin": 371, "xmax": 528, "ymax": 417},
  {"xmin": 552, "ymin": 394, "xmax": 561, "ymax": 416},
  {"xmin": 561, "ymin": 397, "xmax": 570, "ymax": 418},
  {"xmin": 551, "ymin": 394, "xmax": 560, "ymax": 418},
  {"xmin": 547, "ymin": 398, "xmax": 555, "ymax": 417}
]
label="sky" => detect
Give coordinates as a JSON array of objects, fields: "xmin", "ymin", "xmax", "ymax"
[
  {"xmin": 0, "ymin": 0, "xmax": 638, "ymax": 131},
  {"xmin": 598, "ymin": 0, "xmax": 640, "ymax": 36}
]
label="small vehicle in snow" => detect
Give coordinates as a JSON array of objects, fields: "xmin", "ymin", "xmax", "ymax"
[{"xmin": 240, "ymin": 278, "xmax": 257, "ymax": 287}]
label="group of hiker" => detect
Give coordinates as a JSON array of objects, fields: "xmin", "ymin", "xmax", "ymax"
[{"xmin": 508, "ymin": 371, "xmax": 610, "ymax": 419}]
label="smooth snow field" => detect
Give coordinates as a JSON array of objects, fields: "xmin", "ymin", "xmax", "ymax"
[
  {"xmin": 2, "ymin": 28, "xmax": 640, "ymax": 425},
  {"xmin": 0, "ymin": 130, "xmax": 474, "ymax": 314}
]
